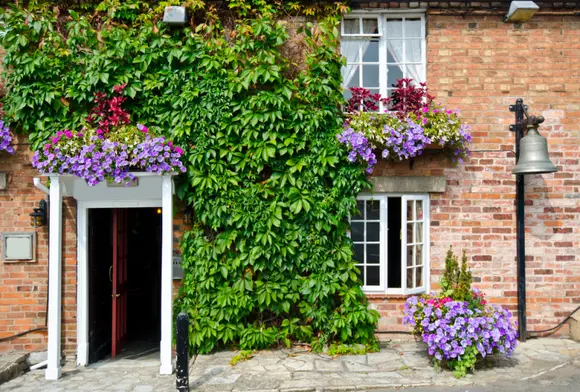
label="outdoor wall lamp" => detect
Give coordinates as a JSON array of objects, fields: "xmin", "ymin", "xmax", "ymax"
[
  {"xmin": 509, "ymin": 98, "xmax": 557, "ymax": 342},
  {"xmin": 505, "ymin": 1, "xmax": 539, "ymax": 23},
  {"xmin": 29, "ymin": 199, "xmax": 47, "ymax": 228},
  {"xmin": 183, "ymin": 206, "xmax": 193, "ymax": 225},
  {"xmin": 163, "ymin": 6, "xmax": 187, "ymax": 26}
]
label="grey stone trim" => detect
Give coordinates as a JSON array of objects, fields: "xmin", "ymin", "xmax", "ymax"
[{"xmin": 369, "ymin": 176, "xmax": 446, "ymax": 193}]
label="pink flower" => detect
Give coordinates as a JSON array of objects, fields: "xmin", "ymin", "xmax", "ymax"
[
  {"xmin": 52, "ymin": 136, "xmax": 60, "ymax": 144},
  {"xmin": 137, "ymin": 124, "xmax": 148, "ymax": 133},
  {"xmin": 44, "ymin": 143, "xmax": 51, "ymax": 150},
  {"xmin": 65, "ymin": 130, "xmax": 73, "ymax": 138},
  {"xmin": 433, "ymin": 109, "xmax": 439, "ymax": 113},
  {"xmin": 96, "ymin": 129, "xmax": 103, "ymax": 135},
  {"xmin": 168, "ymin": 141, "xmax": 173, "ymax": 147},
  {"xmin": 175, "ymin": 147, "xmax": 184, "ymax": 155},
  {"xmin": 421, "ymin": 107, "xmax": 429, "ymax": 113},
  {"xmin": 57, "ymin": 131, "xmax": 64, "ymax": 137},
  {"xmin": 446, "ymin": 109, "xmax": 453, "ymax": 115}
]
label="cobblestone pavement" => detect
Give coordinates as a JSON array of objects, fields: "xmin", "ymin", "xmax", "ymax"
[{"xmin": 2, "ymin": 338, "xmax": 580, "ymax": 392}]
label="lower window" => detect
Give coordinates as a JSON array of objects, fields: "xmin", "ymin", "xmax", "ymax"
[{"xmin": 350, "ymin": 194, "xmax": 429, "ymax": 294}]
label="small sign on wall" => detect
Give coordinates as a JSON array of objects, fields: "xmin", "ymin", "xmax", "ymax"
[
  {"xmin": 2, "ymin": 232, "xmax": 36, "ymax": 263},
  {"xmin": 173, "ymin": 256, "xmax": 183, "ymax": 280}
]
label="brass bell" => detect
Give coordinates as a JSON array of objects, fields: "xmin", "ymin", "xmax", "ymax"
[{"xmin": 512, "ymin": 119, "xmax": 557, "ymax": 175}]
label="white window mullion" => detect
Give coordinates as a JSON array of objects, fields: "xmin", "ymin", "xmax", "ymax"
[
  {"xmin": 379, "ymin": 15, "xmax": 388, "ymax": 112},
  {"xmin": 380, "ymin": 196, "xmax": 388, "ymax": 291}
]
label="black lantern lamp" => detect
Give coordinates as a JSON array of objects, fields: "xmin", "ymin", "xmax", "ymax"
[
  {"xmin": 30, "ymin": 199, "xmax": 47, "ymax": 228},
  {"xmin": 509, "ymin": 98, "xmax": 557, "ymax": 343},
  {"xmin": 183, "ymin": 206, "xmax": 193, "ymax": 225}
]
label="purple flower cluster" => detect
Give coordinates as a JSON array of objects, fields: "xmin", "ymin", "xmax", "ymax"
[
  {"xmin": 0, "ymin": 120, "xmax": 14, "ymax": 154},
  {"xmin": 403, "ymin": 295, "xmax": 518, "ymax": 371},
  {"xmin": 381, "ymin": 118, "xmax": 431, "ymax": 161},
  {"xmin": 337, "ymin": 126, "xmax": 377, "ymax": 173},
  {"xmin": 32, "ymin": 130, "xmax": 186, "ymax": 186}
]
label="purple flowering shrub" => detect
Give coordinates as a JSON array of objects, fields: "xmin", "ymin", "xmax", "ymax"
[
  {"xmin": 402, "ymin": 248, "xmax": 517, "ymax": 378},
  {"xmin": 32, "ymin": 124, "xmax": 186, "ymax": 186},
  {"xmin": 0, "ymin": 119, "xmax": 15, "ymax": 154},
  {"xmin": 338, "ymin": 82, "xmax": 471, "ymax": 173},
  {"xmin": 403, "ymin": 295, "xmax": 518, "ymax": 378}
]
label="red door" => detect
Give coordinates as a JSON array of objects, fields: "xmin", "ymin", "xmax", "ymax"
[{"xmin": 111, "ymin": 208, "xmax": 128, "ymax": 358}]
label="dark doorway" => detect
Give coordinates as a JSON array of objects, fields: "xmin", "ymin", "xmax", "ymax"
[
  {"xmin": 387, "ymin": 197, "xmax": 402, "ymax": 289},
  {"xmin": 88, "ymin": 208, "xmax": 162, "ymax": 363}
]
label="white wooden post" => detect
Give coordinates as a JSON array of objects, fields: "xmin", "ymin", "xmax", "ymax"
[
  {"xmin": 76, "ymin": 203, "xmax": 89, "ymax": 366},
  {"xmin": 159, "ymin": 175, "xmax": 174, "ymax": 375},
  {"xmin": 46, "ymin": 177, "xmax": 63, "ymax": 380}
]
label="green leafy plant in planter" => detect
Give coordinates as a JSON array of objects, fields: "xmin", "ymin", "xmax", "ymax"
[
  {"xmin": 338, "ymin": 79, "xmax": 472, "ymax": 173},
  {"xmin": 403, "ymin": 247, "xmax": 518, "ymax": 378}
]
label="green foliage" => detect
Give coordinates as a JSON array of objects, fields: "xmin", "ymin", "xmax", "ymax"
[
  {"xmin": 229, "ymin": 350, "xmax": 255, "ymax": 366},
  {"xmin": 440, "ymin": 247, "xmax": 472, "ymax": 302},
  {"xmin": 327, "ymin": 342, "xmax": 376, "ymax": 357},
  {"xmin": 1, "ymin": 0, "xmax": 379, "ymax": 352}
]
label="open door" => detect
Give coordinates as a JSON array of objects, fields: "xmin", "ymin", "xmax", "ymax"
[{"xmin": 111, "ymin": 208, "xmax": 129, "ymax": 358}]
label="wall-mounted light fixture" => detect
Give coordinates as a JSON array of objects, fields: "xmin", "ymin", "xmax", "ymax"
[
  {"xmin": 183, "ymin": 207, "xmax": 193, "ymax": 225},
  {"xmin": 163, "ymin": 6, "xmax": 187, "ymax": 26},
  {"xmin": 29, "ymin": 199, "xmax": 47, "ymax": 228},
  {"xmin": 505, "ymin": 1, "xmax": 539, "ymax": 23}
]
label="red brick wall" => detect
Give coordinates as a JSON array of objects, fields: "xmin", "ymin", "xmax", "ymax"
[
  {"xmin": 369, "ymin": 13, "xmax": 580, "ymax": 336},
  {"xmin": 0, "ymin": 139, "xmax": 78, "ymax": 353}
]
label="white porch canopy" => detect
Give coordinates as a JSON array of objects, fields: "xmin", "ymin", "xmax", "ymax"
[{"xmin": 42, "ymin": 173, "xmax": 175, "ymax": 380}]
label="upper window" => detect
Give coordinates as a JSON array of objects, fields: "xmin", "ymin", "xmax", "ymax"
[
  {"xmin": 340, "ymin": 14, "xmax": 426, "ymax": 105},
  {"xmin": 350, "ymin": 194, "xmax": 429, "ymax": 294}
]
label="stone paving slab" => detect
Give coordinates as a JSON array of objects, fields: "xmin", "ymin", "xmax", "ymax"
[
  {"xmin": 0, "ymin": 352, "xmax": 29, "ymax": 385},
  {"xmin": 3, "ymin": 338, "xmax": 580, "ymax": 391}
]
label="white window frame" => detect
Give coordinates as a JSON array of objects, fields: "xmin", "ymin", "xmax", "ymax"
[
  {"xmin": 341, "ymin": 12, "xmax": 427, "ymax": 111},
  {"xmin": 352, "ymin": 193, "xmax": 430, "ymax": 295}
]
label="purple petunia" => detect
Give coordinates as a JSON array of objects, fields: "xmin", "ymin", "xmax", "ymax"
[{"xmin": 0, "ymin": 120, "xmax": 14, "ymax": 154}]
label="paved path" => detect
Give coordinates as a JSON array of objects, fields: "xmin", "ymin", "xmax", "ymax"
[{"xmin": 2, "ymin": 338, "xmax": 580, "ymax": 391}]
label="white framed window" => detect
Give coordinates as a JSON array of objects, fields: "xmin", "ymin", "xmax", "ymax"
[
  {"xmin": 350, "ymin": 194, "xmax": 429, "ymax": 294},
  {"xmin": 340, "ymin": 13, "xmax": 426, "ymax": 105}
]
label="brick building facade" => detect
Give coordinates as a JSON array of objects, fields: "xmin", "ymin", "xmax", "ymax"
[{"xmin": 1, "ymin": 0, "xmax": 579, "ymax": 367}]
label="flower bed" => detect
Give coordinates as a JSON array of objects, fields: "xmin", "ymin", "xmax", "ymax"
[
  {"xmin": 31, "ymin": 85, "xmax": 185, "ymax": 186},
  {"xmin": 402, "ymin": 248, "xmax": 518, "ymax": 378},
  {"xmin": 338, "ymin": 80, "xmax": 471, "ymax": 173},
  {"xmin": 0, "ymin": 119, "xmax": 14, "ymax": 154}
]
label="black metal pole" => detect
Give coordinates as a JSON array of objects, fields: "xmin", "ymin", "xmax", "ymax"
[
  {"xmin": 511, "ymin": 98, "xmax": 527, "ymax": 342},
  {"xmin": 176, "ymin": 312, "xmax": 190, "ymax": 392}
]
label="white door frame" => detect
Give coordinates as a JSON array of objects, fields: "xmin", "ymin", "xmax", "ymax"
[{"xmin": 45, "ymin": 174, "xmax": 174, "ymax": 380}]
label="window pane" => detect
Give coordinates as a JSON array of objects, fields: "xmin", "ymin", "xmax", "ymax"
[
  {"xmin": 386, "ymin": 19, "xmax": 403, "ymax": 38},
  {"xmin": 406, "ymin": 64, "xmax": 425, "ymax": 84},
  {"xmin": 347, "ymin": 67, "xmax": 360, "ymax": 88},
  {"xmin": 415, "ymin": 267, "xmax": 423, "ymax": 287},
  {"xmin": 406, "ymin": 39, "xmax": 422, "ymax": 62},
  {"xmin": 416, "ymin": 200, "xmax": 423, "ymax": 220},
  {"xmin": 367, "ymin": 266, "xmax": 380, "ymax": 286},
  {"xmin": 405, "ymin": 19, "xmax": 422, "ymax": 38},
  {"xmin": 387, "ymin": 65, "xmax": 404, "ymax": 89},
  {"xmin": 367, "ymin": 200, "xmax": 380, "ymax": 220},
  {"xmin": 416, "ymin": 222, "xmax": 423, "ymax": 243},
  {"xmin": 359, "ymin": 266, "xmax": 365, "ymax": 285},
  {"xmin": 367, "ymin": 244, "xmax": 380, "ymax": 264},
  {"xmin": 343, "ymin": 88, "xmax": 352, "ymax": 101},
  {"xmin": 367, "ymin": 222, "xmax": 380, "ymax": 242},
  {"xmin": 356, "ymin": 200, "xmax": 365, "ymax": 219},
  {"xmin": 407, "ymin": 268, "xmax": 414, "ymax": 288},
  {"xmin": 407, "ymin": 245, "xmax": 414, "ymax": 267},
  {"xmin": 354, "ymin": 243, "xmax": 364, "ymax": 263},
  {"xmin": 341, "ymin": 41, "xmax": 362, "ymax": 62},
  {"xmin": 362, "ymin": 40, "xmax": 379, "ymax": 62},
  {"xmin": 387, "ymin": 40, "xmax": 404, "ymax": 63},
  {"xmin": 407, "ymin": 223, "xmax": 414, "ymax": 243},
  {"xmin": 362, "ymin": 18, "xmax": 379, "ymax": 34},
  {"xmin": 351, "ymin": 222, "xmax": 364, "ymax": 242},
  {"xmin": 362, "ymin": 64, "xmax": 379, "ymax": 88},
  {"xmin": 416, "ymin": 244, "xmax": 423, "ymax": 266},
  {"xmin": 407, "ymin": 200, "xmax": 414, "ymax": 221},
  {"xmin": 343, "ymin": 19, "xmax": 359, "ymax": 34}
]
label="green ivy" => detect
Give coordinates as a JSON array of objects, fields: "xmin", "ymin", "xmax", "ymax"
[{"xmin": 0, "ymin": 0, "xmax": 379, "ymax": 353}]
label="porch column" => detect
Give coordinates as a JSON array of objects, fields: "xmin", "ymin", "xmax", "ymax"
[
  {"xmin": 160, "ymin": 175, "xmax": 174, "ymax": 375},
  {"xmin": 46, "ymin": 176, "xmax": 63, "ymax": 380}
]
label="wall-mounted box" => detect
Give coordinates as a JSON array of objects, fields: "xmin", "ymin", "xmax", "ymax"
[
  {"xmin": 173, "ymin": 256, "xmax": 183, "ymax": 280},
  {"xmin": 0, "ymin": 172, "xmax": 7, "ymax": 190},
  {"xmin": 2, "ymin": 232, "xmax": 36, "ymax": 263}
]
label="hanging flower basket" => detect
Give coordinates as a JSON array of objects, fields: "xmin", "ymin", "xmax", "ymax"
[
  {"xmin": 338, "ymin": 80, "xmax": 472, "ymax": 173},
  {"xmin": 0, "ymin": 119, "xmax": 15, "ymax": 155},
  {"xmin": 31, "ymin": 85, "xmax": 185, "ymax": 186}
]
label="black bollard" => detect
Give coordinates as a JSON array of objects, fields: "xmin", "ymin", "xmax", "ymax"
[{"xmin": 176, "ymin": 312, "xmax": 190, "ymax": 391}]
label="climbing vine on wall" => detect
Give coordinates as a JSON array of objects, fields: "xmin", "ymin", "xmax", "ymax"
[{"xmin": 0, "ymin": 0, "xmax": 380, "ymax": 353}]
